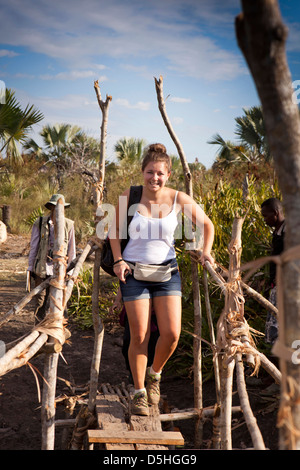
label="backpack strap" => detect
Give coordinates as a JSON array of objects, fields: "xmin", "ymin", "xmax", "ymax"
[
  {"xmin": 120, "ymin": 185, "xmax": 143, "ymax": 252},
  {"xmin": 127, "ymin": 185, "xmax": 143, "ymax": 228}
]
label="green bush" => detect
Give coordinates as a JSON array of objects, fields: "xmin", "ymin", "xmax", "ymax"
[{"xmin": 68, "ymin": 268, "xmax": 119, "ymax": 329}]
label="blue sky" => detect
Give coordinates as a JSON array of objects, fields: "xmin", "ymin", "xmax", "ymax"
[{"xmin": 1, "ymin": 0, "xmax": 300, "ymax": 168}]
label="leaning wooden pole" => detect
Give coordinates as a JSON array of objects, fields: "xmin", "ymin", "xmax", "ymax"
[
  {"xmin": 41, "ymin": 197, "xmax": 66, "ymax": 450},
  {"xmin": 88, "ymin": 81, "xmax": 112, "ymax": 412},
  {"xmin": 236, "ymin": 0, "xmax": 300, "ymax": 449},
  {"xmin": 154, "ymin": 75, "xmax": 203, "ymax": 446},
  {"xmin": 235, "ymin": 353, "xmax": 265, "ymax": 450}
]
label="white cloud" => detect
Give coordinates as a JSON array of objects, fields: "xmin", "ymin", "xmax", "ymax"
[
  {"xmin": 172, "ymin": 116, "xmax": 184, "ymax": 125},
  {"xmin": 170, "ymin": 97, "xmax": 191, "ymax": 103},
  {"xmin": 0, "ymin": 0, "xmax": 245, "ymax": 81},
  {"xmin": 0, "ymin": 49, "xmax": 19, "ymax": 57},
  {"xmin": 115, "ymin": 98, "xmax": 151, "ymax": 111},
  {"xmin": 39, "ymin": 70, "xmax": 107, "ymax": 81}
]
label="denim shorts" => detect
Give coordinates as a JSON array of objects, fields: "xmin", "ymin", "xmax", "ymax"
[{"xmin": 120, "ymin": 259, "xmax": 182, "ymax": 302}]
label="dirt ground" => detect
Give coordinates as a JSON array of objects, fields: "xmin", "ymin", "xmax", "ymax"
[{"xmin": 0, "ymin": 234, "xmax": 280, "ymax": 451}]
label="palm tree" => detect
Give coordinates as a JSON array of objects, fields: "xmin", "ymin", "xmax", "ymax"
[
  {"xmin": 208, "ymin": 133, "xmax": 248, "ymax": 169},
  {"xmin": 209, "ymin": 106, "xmax": 271, "ymax": 169},
  {"xmin": 0, "ymin": 88, "xmax": 43, "ymax": 164},
  {"xmin": 24, "ymin": 123, "xmax": 84, "ymax": 188},
  {"xmin": 114, "ymin": 137, "xmax": 146, "ymax": 164},
  {"xmin": 235, "ymin": 106, "xmax": 270, "ymax": 162}
]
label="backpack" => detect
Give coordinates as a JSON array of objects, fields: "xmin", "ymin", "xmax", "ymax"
[{"xmin": 100, "ymin": 185, "xmax": 143, "ymax": 276}]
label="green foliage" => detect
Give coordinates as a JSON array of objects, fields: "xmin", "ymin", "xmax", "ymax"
[
  {"xmin": 0, "ymin": 88, "xmax": 43, "ymax": 164},
  {"xmin": 24, "ymin": 207, "xmax": 45, "ymax": 227},
  {"xmin": 166, "ymin": 176, "xmax": 281, "ymax": 376},
  {"xmin": 68, "ymin": 268, "xmax": 119, "ymax": 329}
]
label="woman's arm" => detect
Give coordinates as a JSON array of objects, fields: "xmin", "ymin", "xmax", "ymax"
[{"xmin": 177, "ymin": 191, "xmax": 214, "ymax": 265}]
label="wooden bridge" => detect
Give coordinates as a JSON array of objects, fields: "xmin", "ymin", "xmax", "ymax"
[{"xmin": 87, "ymin": 383, "xmax": 184, "ymax": 450}]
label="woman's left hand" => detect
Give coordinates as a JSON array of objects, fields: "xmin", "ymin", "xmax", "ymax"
[
  {"xmin": 113, "ymin": 261, "xmax": 131, "ymax": 283},
  {"xmin": 199, "ymin": 252, "xmax": 214, "ymax": 267}
]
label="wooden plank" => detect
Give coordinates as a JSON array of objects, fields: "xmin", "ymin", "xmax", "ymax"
[
  {"xmin": 88, "ymin": 430, "xmax": 184, "ymax": 446},
  {"xmin": 130, "ymin": 405, "xmax": 168, "ymax": 450},
  {"xmin": 96, "ymin": 394, "xmax": 134, "ymax": 450}
]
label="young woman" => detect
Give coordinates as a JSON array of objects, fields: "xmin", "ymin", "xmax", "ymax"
[{"xmin": 109, "ymin": 143, "xmax": 214, "ymax": 415}]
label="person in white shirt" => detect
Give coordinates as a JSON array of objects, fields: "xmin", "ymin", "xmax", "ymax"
[{"xmin": 109, "ymin": 143, "xmax": 214, "ymax": 415}]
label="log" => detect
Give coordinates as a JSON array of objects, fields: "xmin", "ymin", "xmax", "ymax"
[
  {"xmin": 0, "ymin": 331, "xmax": 48, "ymax": 376},
  {"xmin": 159, "ymin": 406, "xmax": 242, "ymax": 422}
]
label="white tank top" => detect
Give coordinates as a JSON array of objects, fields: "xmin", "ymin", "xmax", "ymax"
[{"xmin": 122, "ymin": 191, "xmax": 179, "ymax": 264}]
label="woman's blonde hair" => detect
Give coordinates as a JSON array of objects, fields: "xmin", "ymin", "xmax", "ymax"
[{"xmin": 141, "ymin": 143, "xmax": 172, "ymax": 172}]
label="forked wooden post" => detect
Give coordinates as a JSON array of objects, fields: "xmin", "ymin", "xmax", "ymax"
[
  {"xmin": 154, "ymin": 75, "xmax": 203, "ymax": 447},
  {"xmin": 88, "ymin": 81, "xmax": 112, "ymax": 412},
  {"xmin": 70, "ymin": 82, "xmax": 112, "ymax": 450}
]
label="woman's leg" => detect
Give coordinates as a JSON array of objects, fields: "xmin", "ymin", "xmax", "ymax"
[
  {"xmin": 151, "ymin": 295, "xmax": 182, "ymax": 373},
  {"xmin": 124, "ymin": 298, "xmax": 152, "ymax": 390}
]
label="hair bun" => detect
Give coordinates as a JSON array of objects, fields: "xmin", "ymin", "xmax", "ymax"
[{"xmin": 149, "ymin": 143, "xmax": 167, "ymax": 154}]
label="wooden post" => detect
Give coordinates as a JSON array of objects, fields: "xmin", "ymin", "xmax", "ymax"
[
  {"xmin": 154, "ymin": 75, "xmax": 203, "ymax": 447},
  {"xmin": 41, "ymin": 197, "xmax": 66, "ymax": 450},
  {"xmin": 203, "ymin": 269, "xmax": 221, "ymax": 403},
  {"xmin": 2, "ymin": 205, "xmax": 11, "ymax": 232},
  {"xmin": 70, "ymin": 83, "xmax": 112, "ymax": 450},
  {"xmin": 218, "ymin": 217, "xmax": 244, "ymax": 449},
  {"xmin": 236, "ymin": 0, "xmax": 300, "ymax": 449},
  {"xmin": 88, "ymin": 81, "xmax": 112, "ymax": 413}
]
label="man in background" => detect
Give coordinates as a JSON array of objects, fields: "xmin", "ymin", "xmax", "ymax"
[
  {"xmin": 27, "ymin": 194, "xmax": 76, "ymax": 322},
  {"xmin": 261, "ymin": 197, "xmax": 285, "ymax": 344}
]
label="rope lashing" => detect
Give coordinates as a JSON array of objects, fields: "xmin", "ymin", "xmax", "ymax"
[{"xmin": 33, "ymin": 313, "xmax": 68, "ymax": 345}]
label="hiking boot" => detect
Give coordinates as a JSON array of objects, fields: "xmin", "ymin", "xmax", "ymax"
[
  {"xmin": 132, "ymin": 391, "xmax": 149, "ymax": 416},
  {"xmin": 146, "ymin": 367, "xmax": 161, "ymax": 405}
]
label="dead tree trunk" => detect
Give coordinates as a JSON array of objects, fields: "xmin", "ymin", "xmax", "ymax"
[
  {"xmin": 154, "ymin": 75, "xmax": 203, "ymax": 447},
  {"xmin": 71, "ymin": 82, "xmax": 112, "ymax": 450},
  {"xmin": 236, "ymin": 0, "xmax": 300, "ymax": 450}
]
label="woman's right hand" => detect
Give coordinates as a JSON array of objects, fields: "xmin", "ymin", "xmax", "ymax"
[{"xmin": 113, "ymin": 260, "xmax": 131, "ymax": 283}]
